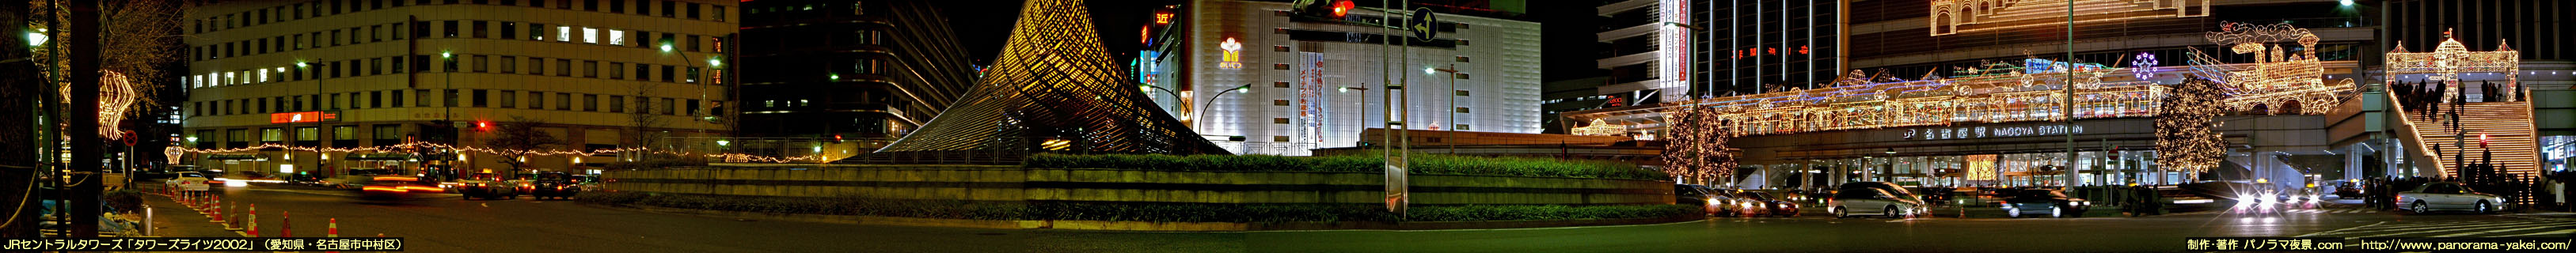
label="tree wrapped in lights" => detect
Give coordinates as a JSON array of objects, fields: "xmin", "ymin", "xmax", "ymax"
[
  {"xmin": 2156, "ymin": 77, "xmax": 2227, "ymax": 173},
  {"xmin": 1661, "ymin": 105, "xmax": 1738, "ymax": 186}
]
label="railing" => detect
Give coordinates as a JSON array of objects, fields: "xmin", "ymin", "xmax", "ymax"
[{"xmin": 2378, "ymin": 91, "xmax": 2451, "ymax": 178}]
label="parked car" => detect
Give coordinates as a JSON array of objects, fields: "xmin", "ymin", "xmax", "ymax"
[
  {"xmin": 1829, "ymin": 188, "xmax": 1923, "ymax": 218},
  {"xmin": 165, "ymin": 172, "xmax": 215, "ymax": 191},
  {"xmin": 2397, "ymin": 182, "xmax": 2507, "ymax": 214},
  {"xmin": 359, "ymin": 176, "xmax": 446, "ymax": 200},
  {"xmin": 457, "ymin": 172, "xmax": 521, "ymax": 200},
  {"xmin": 1675, "ymin": 184, "xmax": 1722, "ymax": 217},
  {"xmin": 1829, "ymin": 182, "xmax": 1925, "ymax": 219},
  {"xmin": 571, "ymin": 175, "xmax": 603, "ymax": 192},
  {"xmin": 1732, "ymin": 191, "xmax": 1799, "ymax": 217},
  {"xmin": 2332, "ymin": 181, "xmax": 2365, "ymax": 199},
  {"xmin": 529, "ymin": 172, "xmax": 582, "ymax": 199},
  {"xmin": 508, "ymin": 173, "xmax": 538, "ymax": 193},
  {"xmin": 1999, "ymin": 188, "xmax": 2089, "ymax": 218}
]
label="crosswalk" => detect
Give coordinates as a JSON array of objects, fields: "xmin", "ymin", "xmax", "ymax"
[
  {"xmin": 2297, "ymin": 217, "xmax": 2576, "ymax": 238},
  {"xmin": 2169, "ymin": 209, "xmax": 2382, "ymax": 216}
]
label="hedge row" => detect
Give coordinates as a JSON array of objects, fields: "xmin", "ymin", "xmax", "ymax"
[
  {"xmin": 577, "ymin": 191, "xmax": 1695, "ymax": 223},
  {"xmin": 1023, "ymin": 153, "xmax": 1665, "ymax": 180}
]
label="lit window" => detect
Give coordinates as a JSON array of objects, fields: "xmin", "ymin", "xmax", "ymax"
[
  {"xmin": 257, "ymin": 69, "xmax": 269, "ymax": 82},
  {"xmin": 582, "ymin": 28, "xmax": 598, "ymax": 43},
  {"xmin": 608, "ymin": 29, "xmax": 625, "ymax": 45},
  {"xmin": 557, "ymin": 27, "xmax": 571, "ymax": 42}
]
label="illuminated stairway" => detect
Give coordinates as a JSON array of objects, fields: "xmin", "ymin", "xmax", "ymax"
[{"xmin": 2396, "ymin": 100, "xmax": 2540, "ymax": 178}]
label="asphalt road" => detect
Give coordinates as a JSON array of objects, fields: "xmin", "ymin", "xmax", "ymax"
[{"xmin": 182, "ymin": 184, "xmax": 2570, "ymax": 252}]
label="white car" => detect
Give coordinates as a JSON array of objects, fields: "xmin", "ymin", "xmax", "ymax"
[
  {"xmin": 1829, "ymin": 188, "xmax": 1925, "ymax": 218},
  {"xmin": 165, "ymin": 172, "xmax": 216, "ymax": 191},
  {"xmin": 2397, "ymin": 182, "xmax": 2508, "ymax": 214}
]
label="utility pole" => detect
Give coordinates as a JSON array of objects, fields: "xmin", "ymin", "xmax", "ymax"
[
  {"xmin": 2061, "ymin": 0, "xmax": 2080, "ymax": 192},
  {"xmin": 70, "ymin": 0, "xmax": 103, "ymax": 237}
]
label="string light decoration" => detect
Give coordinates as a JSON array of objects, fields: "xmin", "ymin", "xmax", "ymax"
[
  {"xmin": 1571, "ymin": 119, "xmax": 1626, "ymax": 137},
  {"xmin": 1571, "ymin": 24, "xmax": 2354, "ymax": 152},
  {"xmin": 2154, "ymin": 77, "xmax": 2226, "ymax": 173},
  {"xmin": 77, "ymin": 70, "xmax": 140, "ymax": 139},
  {"xmin": 2186, "ymin": 22, "xmax": 2357, "ymax": 115},
  {"xmin": 2130, "ymin": 52, "xmax": 2160, "ymax": 80},
  {"xmin": 2384, "ymin": 28, "xmax": 2520, "ymax": 102},
  {"xmin": 169, "ymin": 142, "xmax": 826, "ymax": 164},
  {"xmin": 1659, "ymin": 104, "xmax": 1737, "ymax": 186}
]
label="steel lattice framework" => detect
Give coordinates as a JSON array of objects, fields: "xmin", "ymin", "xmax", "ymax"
[{"xmin": 876, "ymin": 0, "xmax": 1228, "ymax": 155}]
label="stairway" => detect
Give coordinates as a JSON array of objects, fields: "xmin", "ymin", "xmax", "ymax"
[{"xmin": 2396, "ymin": 101, "xmax": 2541, "ymax": 177}]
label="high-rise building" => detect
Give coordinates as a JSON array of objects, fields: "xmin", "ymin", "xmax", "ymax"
[
  {"xmin": 1594, "ymin": 0, "xmax": 1842, "ymax": 104},
  {"xmin": 177, "ymin": 0, "xmax": 739, "ymax": 177},
  {"xmin": 1141, "ymin": 0, "xmax": 1544, "ymax": 156},
  {"xmin": 736, "ymin": 1, "xmax": 977, "ymax": 141}
]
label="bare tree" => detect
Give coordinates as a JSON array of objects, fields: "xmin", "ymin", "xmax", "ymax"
[
  {"xmin": 484, "ymin": 116, "xmax": 564, "ymax": 172},
  {"xmin": 30, "ymin": 0, "xmax": 186, "ymax": 111},
  {"xmin": 627, "ymin": 81, "xmax": 669, "ymax": 153}
]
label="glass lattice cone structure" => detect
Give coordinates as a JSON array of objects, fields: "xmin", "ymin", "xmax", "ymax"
[{"xmin": 876, "ymin": 0, "xmax": 1229, "ymax": 155}]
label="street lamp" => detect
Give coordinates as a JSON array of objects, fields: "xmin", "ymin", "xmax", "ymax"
[
  {"xmin": 1342, "ymin": 86, "xmax": 1370, "ymax": 147},
  {"xmin": 24, "ymin": 28, "xmax": 44, "ymax": 47},
  {"xmin": 1140, "ymin": 84, "xmax": 1184, "ymax": 119},
  {"xmin": 298, "ymin": 59, "xmax": 328, "ymax": 176},
  {"xmin": 1427, "ymin": 64, "xmax": 1461, "ymax": 154},
  {"xmin": 1194, "ymin": 84, "xmax": 1253, "ymax": 136}
]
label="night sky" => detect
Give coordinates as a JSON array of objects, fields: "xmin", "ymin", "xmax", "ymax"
[{"xmin": 940, "ymin": 0, "xmax": 1601, "ymax": 82}]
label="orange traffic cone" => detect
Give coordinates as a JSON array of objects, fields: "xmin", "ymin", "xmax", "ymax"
[
  {"xmin": 202, "ymin": 196, "xmax": 221, "ymax": 215},
  {"xmin": 207, "ymin": 198, "xmax": 226, "ymax": 223},
  {"xmin": 328, "ymin": 218, "xmax": 340, "ymax": 252},
  {"xmin": 280, "ymin": 211, "xmax": 292, "ymax": 237},
  {"xmin": 245, "ymin": 204, "xmax": 258, "ymax": 237}
]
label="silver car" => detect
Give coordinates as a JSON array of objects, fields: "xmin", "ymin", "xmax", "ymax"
[
  {"xmin": 1829, "ymin": 188, "xmax": 1924, "ymax": 218},
  {"xmin": 2396, "ymin": 182, "xmax": 2507, "ymax": 214}
]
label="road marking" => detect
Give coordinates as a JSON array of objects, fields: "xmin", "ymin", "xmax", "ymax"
[
  {"xmin": 2296, "ymin": 221, "xmax": 2384, "ymax": 237},
  {"xmin": 2501, "ymin": 228, "xmax": 2574, "ymax": 237}
]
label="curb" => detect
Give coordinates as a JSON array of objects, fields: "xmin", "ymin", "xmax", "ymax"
[{"xmin": 591, "ymin": 203, "xmax": 1696, "ymax": 232}]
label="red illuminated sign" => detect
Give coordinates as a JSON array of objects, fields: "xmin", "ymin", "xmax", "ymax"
[{"xmin": 268, "ymin": 111, "xmax": 340, "ymax": 123}]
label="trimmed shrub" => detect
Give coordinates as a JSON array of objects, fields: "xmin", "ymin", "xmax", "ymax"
[{"xmin": 1025, "ymin": 153, "xmax": 1666, "ymax": 180}]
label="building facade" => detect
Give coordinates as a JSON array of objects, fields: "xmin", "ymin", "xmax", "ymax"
[
  {"xmin": 1142, "ymin": 0, "xmax": 1544, "ymax": 156},
  {"xmin": 1593, "ymin": 0, "xmax": 1844, "ymax": 110},
  {"xmin": 1564, "ymin": 0, "xmax": 2576, "ymax": 191},
  {"xmin": 179, "ymin": 0, "xmax": 739, "ymax": 177},
  {"xmin": 736, "ymin": 1, "xmax": 977, "ymax": 142}
]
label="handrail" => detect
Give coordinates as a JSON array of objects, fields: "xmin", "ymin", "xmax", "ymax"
[{"xmin": 2378, "ymin": 91, "xmax": 2452, "ymax": 178}]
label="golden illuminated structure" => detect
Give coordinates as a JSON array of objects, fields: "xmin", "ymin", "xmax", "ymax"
[
  {"xmin": 1571, "ymin": 119, "xmax": 1627, "ymax": 137},
  {"xmin": 1570, "ymin": 22, "xmax": 2353, "ymax": 143},
  {"xmin": 875, "ymin": 0, "xmax": 1227, "ymax": 155},
  {"xmin": 1928, "ymin": 0, "xmax": 2209, "ymax": 36},
  {"xmin": 2380, "ymin": 29, "xmax": 2537, "ymax": 178},
  {"xmin": 2385, "ymin": 29, "xmax": 2521, "ymax": 102},
  {"xmin": 2187, "ymin": 22, "xmax": 2356, "ymax": 115}
]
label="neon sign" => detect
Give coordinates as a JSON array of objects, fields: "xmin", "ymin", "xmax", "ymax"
[
  {"xmin": 269, "ymin": 111, "xmax": 342, "ymax": 123},
  {"xmin": 1218, "ymin": 37, "xmax": 1244, "ymax": 69}
]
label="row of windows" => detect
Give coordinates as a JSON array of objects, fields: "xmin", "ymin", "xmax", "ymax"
[
  {"xmin": 192, "ymin": 52, "xmax": 712, "ymax": 89},
  {"xmin": 192, "ymin": 89, "xmax": 710, "ymax": 118},
  {"xmin": 196, "ymin": 20, "xmax": 716, "ymax": 62},
  {"xmin": 196, "ymin": 0, "xmax": 725, "ymax": 35}
]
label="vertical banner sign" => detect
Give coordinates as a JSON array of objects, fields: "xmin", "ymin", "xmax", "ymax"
[
  {"xmin": 1297, "ymin": 52, "xmax": 1328, "ymax": 150},
  {"xmin": 1655, "ymin": 0, "xmax": 1689, "ymax": 101}
]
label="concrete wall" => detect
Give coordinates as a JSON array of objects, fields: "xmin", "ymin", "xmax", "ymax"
[{"xmin": 603, "ymin": 165, "xmax": 1672, "ymax": 206}]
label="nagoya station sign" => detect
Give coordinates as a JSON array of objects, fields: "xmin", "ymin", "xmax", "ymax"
[{"xmin": 1902, "ymin": 124, "xmax": 2083, "ymax": 141}]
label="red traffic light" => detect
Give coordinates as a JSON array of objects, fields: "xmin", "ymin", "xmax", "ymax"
[
  {"xmin": 474, "ymin": 121, "xmax": 492, "ymax": 130},
  {"xmin": 1331, "ymin": 0, "xmax": 1353, "ymax": 18}
]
